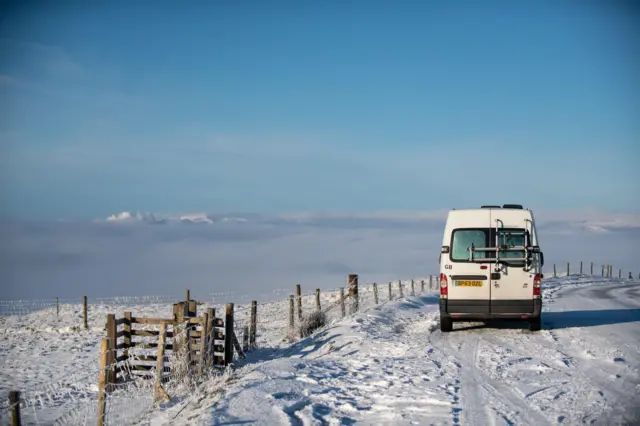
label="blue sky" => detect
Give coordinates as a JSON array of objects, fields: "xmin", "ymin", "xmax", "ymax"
[{"xmin": 1, "ymin": 1, "xmax": 638, "ymax": 219}]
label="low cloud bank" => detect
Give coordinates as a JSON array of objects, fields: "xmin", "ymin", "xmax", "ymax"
[{"xmin": 0, "ymin": 210, "xmax": 638, "ymax": 301}]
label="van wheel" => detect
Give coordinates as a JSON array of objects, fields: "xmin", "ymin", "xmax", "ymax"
[
  {"xmin": 440, "ymin": 317, "xmax": 453, "ymax": 333},
  {"xmin": 529, "ymin": 317, "xmax": 541, "ymax": 331}
]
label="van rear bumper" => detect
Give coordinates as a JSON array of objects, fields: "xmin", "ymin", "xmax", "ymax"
[{"xmin": 440, "ymin": 299, "xmax": 542, "ymax": 320}]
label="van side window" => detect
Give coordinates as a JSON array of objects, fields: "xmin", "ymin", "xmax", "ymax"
[{"xmin": 451, "ymin": 229, "xmax": 488, "ymax": 261}]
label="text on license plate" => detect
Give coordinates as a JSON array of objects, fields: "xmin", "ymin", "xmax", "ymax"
[{"xmin": 455, "ymin": 280, "xmax": 483, "ymax": 287}]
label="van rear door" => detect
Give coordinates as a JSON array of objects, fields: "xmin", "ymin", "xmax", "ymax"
[
  {"xmin": 489, "ymin": 210, "xmax": 535, "ymax": 314},
  {"xmin": 446, "ymin": 209, "xmax": 492, "ymax": 315}
]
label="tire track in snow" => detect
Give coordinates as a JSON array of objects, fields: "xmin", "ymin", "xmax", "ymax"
[
  {"xmin": 429, "ymin": 328, "xmax": 551, "ymax": 425},
  {"xmin": 478, "ymin": 329, "xmax": 609, "ymax": 423}
]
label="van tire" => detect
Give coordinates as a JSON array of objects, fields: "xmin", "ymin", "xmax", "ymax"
[
  {"xmin": 440, "ymin": 317, "xmax": 453, "ymax": 333},
  {"xmin": 529, "ymin": 317, "xmax": 541, "ymax": 331}
]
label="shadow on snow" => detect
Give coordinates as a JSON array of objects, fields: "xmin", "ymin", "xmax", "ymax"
[
  {"xmin": 452, "ymin": 308, "xmax": 640, "ymax": 332},
  {"xmin": 543, "ymin": 308, "xmax": 640, "ymax": 330}
]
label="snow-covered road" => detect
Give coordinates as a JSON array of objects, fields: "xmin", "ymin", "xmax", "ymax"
[{"xmin": 145, "ymin": 276, "xmax": 640, "ymax": 426}]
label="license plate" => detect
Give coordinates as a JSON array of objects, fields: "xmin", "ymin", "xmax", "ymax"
[{"xmin": 455, "ymin": 280, "xmax": 483, "ymax": 287}]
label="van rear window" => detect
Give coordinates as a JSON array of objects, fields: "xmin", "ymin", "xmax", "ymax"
[
  {"xmin": 450, "ymin": 228, "xmax": 529, "ymax": 262},
  {"xmin": 451, "ymin": 229, "xmax": 490, "ymax": 261}
]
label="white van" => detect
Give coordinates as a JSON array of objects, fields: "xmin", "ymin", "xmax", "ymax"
[{"xmin": 438, "ymin": 204, "xmax": 544, "ymax": 332}]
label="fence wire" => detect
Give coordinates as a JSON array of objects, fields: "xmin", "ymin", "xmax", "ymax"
[
  {"xmin": 0, "ymin": 295, "xmax": 183, "ymax": 320},
  {"xmin": 212, "ymin": 275, "xmax": 442, "ymax": 359}
]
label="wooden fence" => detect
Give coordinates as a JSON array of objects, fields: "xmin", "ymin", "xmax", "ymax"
[
  {"xmin": 95, "ymin": 294, "xmax": 255, "ymax": 426},
  {"xmin": 551, "ymin": 262, "xmax": 637, "ymax": 279},
  {"xmin": 287, "ymin": 274, "xmax": 440, "ymax": 334}
]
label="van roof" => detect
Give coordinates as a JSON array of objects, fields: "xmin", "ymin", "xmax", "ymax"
[{"xmin": 445, "ymin": 208, "xmax": 535, "ymax": 229}]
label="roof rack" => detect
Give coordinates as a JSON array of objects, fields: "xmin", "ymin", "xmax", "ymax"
[
  {"xmin": 481, "ymin": 205, "xmax": 501, "ymax": 209},
  {"xmin": 502, "ymin": 204, "xmax": 523, "ymax": 209}
]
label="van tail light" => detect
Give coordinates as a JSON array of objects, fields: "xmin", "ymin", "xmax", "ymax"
[
  {"xmin": 440, "ymin": 273, "xmax": 448, "ymax": 298},
  {"xmin": 533, "ymin": 274, "xmax": 541, "ymax": 298}
]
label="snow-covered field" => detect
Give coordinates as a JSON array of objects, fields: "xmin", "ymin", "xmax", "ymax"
[
  {"xmin": 1, "ymin": 274, "xmax": 639, "ymax": 425},
  {"xmin": 0, "ymin": 279, "xmax": 438, "ymax": 425},
  {"xmin": 140, "ymin": 274, "xmax": 640, "ymax": 426}
]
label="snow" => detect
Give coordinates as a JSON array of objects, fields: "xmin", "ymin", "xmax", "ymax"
[
  {"xmin": 2, "ymin": 275, "xmax": 639, "ymax": 425},
  {"xmin": 139, "ymin": 275, "xmax": 640, "ymax": 426},
  {"xmin": 0, "ymin": 299, "xmax": 184, "ymax": 424}
]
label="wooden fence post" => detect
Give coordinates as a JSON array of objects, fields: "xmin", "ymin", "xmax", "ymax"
[
  {"xmin": 207, "ymin": 308, "xmax": 215, "ymax": 364},
  {"xmin": 106, "ymin": 314, "xmax": 117, "ymax": 386},
  {"xmin": 421, "ymin": 279, "xmax": 425, "ymax": 293},
  {"xmin": 97, "ymin": 338, "xmax": 108, "ymax": 426},
  {"xmin": 619, "ymin": 269, "xmax": 622, "ymax": 279},
  {"xmin": 188, "ymin": 300, "xmax": 197, "ymax": 318},
  {"xmin": 388, "ymin": 282, "xmax": 392, "ymax": 300},
  {"xmin": 56, "ymin": 297, "xmax": 59, "ymax": 317},
  {"xmin": 411, "ymin": 279, "xmax": 415, "ymax": 296},
  {"xmin": 83, "ymin": 296, "xmax": 88, "ymax": 329},
  {"xmin": 120, "ymin": 311, "xmax": 132, "ymax": 382},
  {"xmin": 154, "ymin": 322, "xmax": 170, "ymax": 403},
  {"xmin": 224, "ymin": 303, "xmax": 234, "ymax": 367},
  {"xmin": 9, "ymin": 390, "xmax": 21, "ymax": 426},
  {"xmin": 295, "ymin": 285, "xmax": 302, "ymax": 321},
  {"xmin": 242, "ymin": 325, "xmax": 249, "ymax": 353},
  {"xmin": 172, "ymin": 304, "xmax": 184, "ymax": 356},
  {"xmin": 200, "ymin": 312, "xmax": 210, "ymax": 374},
  {"xmin": 553, "ymin": 264, "xmax": 557, "ymax": 277},
  {"xmin": 186, "ymin": 289, "xmax": 190, "ymax": 303},
  {"xmin": 580, "ymin": 261, "xmax": 583, "ymax": 275},
  {"xmin": 373, "ymin": 283, "xmax": 379, "ymax": 304},
  {"xmin": 231, "ymin": 329, "xmax": 246, "ymax": 360},
  {"xmin": 289, "ymin": 295, "xmax": 295, "ymax": 328},
  {"xmin": 567, "ymin": 262, "xmax": 570, "ymax": 277},
  {"xmin": 339, "ymin": 288, "xmax": 345, "ymax": 318},
  {"xmin": 602, "ymin": 265, "xmax": 605, "ymax": 276},
  {"xmin": 590, "ymin": 262, "xmax": 593, "ymax": 275},
  {"xmin": 123, "ymin": 312, "xmax": 132, "ymax": 361},
  {"xmin": 398, "ymin": 280, "xmax": 404, "ymax": 298},
  {"xmin": 348, "ymin": 274, "xmax": 359, "ymax": 314},
  {"xmin": 183, "ymin": 323, "xmax": 192, "ymax": 376},
  {"xmin": 315, "ymin": 289, "xmax": 321, "ymax": 311},
  {"xmin": 250, "ymin": 301, "xmax": 257, "ymax": 349},
  {"xmin": 429, "ymin": 275, "xmax": 433, "ymax": 290}
]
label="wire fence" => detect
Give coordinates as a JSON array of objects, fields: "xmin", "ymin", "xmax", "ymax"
[
  {"xmin": 2, "ymin": 263, "xmax": 638, "ymax": 425},
  {"xmin": 204, "ymin": 274, "xmax": 443, "ymax": 356},
  {"xmin": 0, "ymin": 295, "xmax": 184, "ymax": 318}
]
